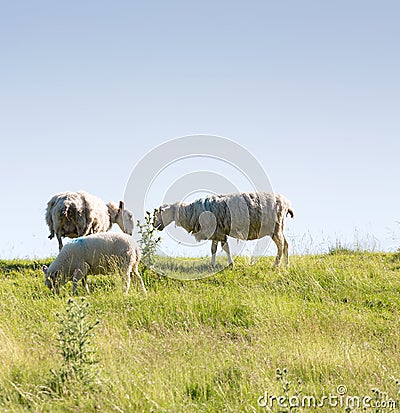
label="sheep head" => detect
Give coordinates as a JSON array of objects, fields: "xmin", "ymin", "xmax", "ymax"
[
  {"xmin": 109, "ymin": 201, "xmax": 134, "ymax": 235},
  {"xmin": 118, "ymin": 201, "xmax": 134, "ymax": 235},
  {"xmin": 42, "ymin": 265, "xmax": 59, "ymax": 292},
  {"xmin": 154, "ymin": 203, "xmax": 176, "ymax": 231}
]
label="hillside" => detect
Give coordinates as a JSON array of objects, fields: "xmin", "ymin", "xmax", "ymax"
[{"xmin": 0, "ymin": 252, "xmax": 399, "ymax": 412}]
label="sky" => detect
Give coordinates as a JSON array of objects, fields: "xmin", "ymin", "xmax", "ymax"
[{"xmin": 1, "ymin": 1, "xmax": 399, "ymax": 258}]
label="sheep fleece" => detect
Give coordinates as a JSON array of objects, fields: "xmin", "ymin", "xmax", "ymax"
[
  {"xmin": 47, "ymin": 232, "xmax": 140, "ymax": 277},
  {"xmin": 176, "ymin": 192, "xmax": 291, "ymax": 241}
]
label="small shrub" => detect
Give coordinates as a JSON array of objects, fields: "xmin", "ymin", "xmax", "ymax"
[
  {"xmin": 137, "ymin": 210, "xmax": 162, "ymax": 268},
  {"xmin": 50, "ymin": 297, "xmax": 99, "ymax": 395}
]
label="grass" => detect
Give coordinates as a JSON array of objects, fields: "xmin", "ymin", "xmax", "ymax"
[{"xmin": 0, "ymin": 252, "xmax": 400, "ymax": 412}]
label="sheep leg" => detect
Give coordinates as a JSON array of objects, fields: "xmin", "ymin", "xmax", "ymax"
[
  {"xmin": 57, "ymin": 235, "xmax": 63, "ymax": 251},
  {"xmin": 132, "ymin": 262, "xmax": 147, "ymax": 294},
  {"xmin": 210, "ymin": 240, "xmax": 218, "ymax": 267},
  {"xmin": 125, "ymin": 266, "xmax": 131, "ymax": 294},
  {"xmin": 81, "ymin": 275, "xmax": 90, "ymax": 294},
  {"xmin": 272, "ymin": 232, "xmax": 284, "ymax": 267},
  {"xmin": 54, "ymin": 279, "xmax": 60, "ymax": 294},
  {"xmin": 49, "ymin": 275, "xmax": 60, "ymax": 294},
  {"xmin": 283, "ymin": 235, "xmax": 289, "ymax": 266},
  {"xmin": 72, "ymin": 268, "xmax": 84, "ymax": 295},
  {"xmin": 120, "ymin": 261, "xmax": 133, "ymax": 295},
  {"xmin": 221, "ymin": 240, "xmax": 234, "ymax": 268}
]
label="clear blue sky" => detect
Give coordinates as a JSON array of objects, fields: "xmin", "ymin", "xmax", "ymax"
[{"xmin": 1, "ymin": 1, "xmax": 399, "ymax": 258}]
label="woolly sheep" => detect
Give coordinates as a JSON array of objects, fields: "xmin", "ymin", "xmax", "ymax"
[
  {"xmin": 154, "ymin": 191, "xmax": 294, "ymax": 267},
  {"xmin": 42, "ymin": 232, "xmax": 146, "ymax": 294},
  {"xmin": 45, "ymin": 191, "xmax": 134, "ymax": 251}
]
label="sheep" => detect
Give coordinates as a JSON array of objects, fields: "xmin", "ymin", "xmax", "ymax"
[
  {"xmin": 45, "ymin": 191, "xmax": 134, "ymax": 251},
  {"xmin": 154, "ymin": 191, "xmax": 294, "ymax": 268},
  {"xmin": 42, "ymin": 232, "xmax": 146, "ymax": 294}
]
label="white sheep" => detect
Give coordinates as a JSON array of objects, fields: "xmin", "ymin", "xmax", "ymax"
[
  {"xmin": 154, "ymin": 191, "xmax": 294, "ymax": 267},
  {"xmin": 45, "ymin": 191, "xmax": 134, "ymax": 251},
  {"xmin": 42, "ymin": 232, "xmax": 146, "ymax": 294}
]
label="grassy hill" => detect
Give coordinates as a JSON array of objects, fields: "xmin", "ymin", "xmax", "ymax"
[{"xmin": 0, "ymin": 252, "xmax": 399, "ymax": 412}]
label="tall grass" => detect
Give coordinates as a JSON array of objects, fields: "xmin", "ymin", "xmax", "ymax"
[{"xmin": 0, "ymin": 253, "xmax": 399, "ymax": 412}]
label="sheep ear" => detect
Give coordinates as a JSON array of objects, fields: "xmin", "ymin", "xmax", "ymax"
[{"xmin": 118, "ymin": 201, "xmax": 125, "ymax": 212}]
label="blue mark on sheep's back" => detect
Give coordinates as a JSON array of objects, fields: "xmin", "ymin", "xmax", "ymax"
[{"xmin": 70, "ymin": 238, "xmax": 85, "ymax": 245}]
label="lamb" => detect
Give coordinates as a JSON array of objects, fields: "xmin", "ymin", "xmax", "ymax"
[
  {"xmin": 45, "ymin": 191, "xmax": 134, "ymax": 251},
  {"xmin": 154, "ymin": 191, "xmax": 294, "ymax": 267},
  {"xmin": 42, "ymin": 232, "xmax": 146, "ymax": 294}
]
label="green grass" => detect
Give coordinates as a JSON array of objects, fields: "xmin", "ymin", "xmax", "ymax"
[{"xmin": 0, "ymin": 253, "xmax": 400, "ymax": 412}]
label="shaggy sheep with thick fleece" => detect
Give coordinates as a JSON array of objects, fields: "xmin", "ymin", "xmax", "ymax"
[
  {"xmin": 45, "ymin": 191, "xmax": 134, "ymax": 251},
  {"xmin": 42, "ymin": 232, "xmax": 146, "ymax": 294},
  {"xmin": 154, "ymin": 191, "xmax": 294, "ymax": 267}
]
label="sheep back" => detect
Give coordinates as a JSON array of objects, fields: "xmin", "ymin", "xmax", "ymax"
[
  {"xmin": 45, "ymin": 191, "xmax": 113, "ymax": 239},
  {"xmin": 177, "ymin": 192, "xmax": 292, "ymax": 242},
  {"xmin": 47, "ymin": 232, "xmax": 139, "ymax": 278}
]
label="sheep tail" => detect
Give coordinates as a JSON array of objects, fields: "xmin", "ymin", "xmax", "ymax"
[
  {"xmin": 61, "ymin": 204, "xmax": 69, "ymax": 217},
  {"xmin": 61, "ymin": 202, "xmax": 77, "ymax": 220}
]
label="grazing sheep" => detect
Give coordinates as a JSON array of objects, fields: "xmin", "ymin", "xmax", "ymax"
[
  {"xmin": 46, "ymin": 191, "xmax": 134, "ymax": 251},
  {"xmin": 154, "ymin": 191, "xmax": 294, "ymax": 267},
  {"xmin": 42, "ymin": 232, "xmax": 146, "ymax": 294}
]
